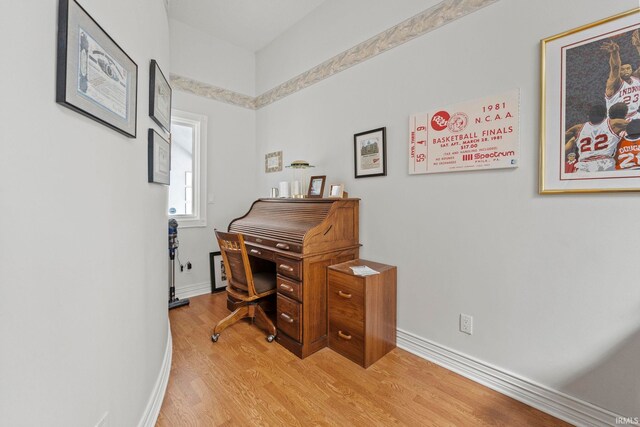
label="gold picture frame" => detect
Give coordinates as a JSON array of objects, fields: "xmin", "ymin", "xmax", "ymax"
[
  {"xmin": 540, "ymin": 8, "xmax": 640, "ymax": 194},
  {"xmin": 328, "ymin": 184, "xmax": 344, "ymax": 198}
]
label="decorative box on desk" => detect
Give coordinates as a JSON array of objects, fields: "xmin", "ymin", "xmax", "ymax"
[{"xmin": 327, "ymin": 259, "xmax": 397, "ymax": 368}]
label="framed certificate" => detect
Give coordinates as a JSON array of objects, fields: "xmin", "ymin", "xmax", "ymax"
[
  {"xmin": 56, "ymin": 0, "xmax": 138, "ymax": 137},
  {"xmin": 148, "ymin": 129, "xmax": 171, "ymax": 185},
  {"xmin": 149, "ymin": 60, "xmax": 172, "ymax": 133}
]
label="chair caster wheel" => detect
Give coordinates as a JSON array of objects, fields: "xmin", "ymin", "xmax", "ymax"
[
  {"xmin": 266, "ymin": 335, "xmax": 275, "ymax": 343},
  {"xmin": 211, "ymin": 333, "xmax": 219, "ymax": 342}
]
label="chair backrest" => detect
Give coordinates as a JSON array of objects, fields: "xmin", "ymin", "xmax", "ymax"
[{"xmin": 214, "ymin": 230, "xmax": 258, "ymax": 298}]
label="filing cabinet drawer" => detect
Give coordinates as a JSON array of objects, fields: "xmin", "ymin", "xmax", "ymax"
[
  {"xmin": 328, "ymin": 317, "xmax": 365, "ymax": 367},
  {"xmin": 328, "ymin": 272, "xmax": 364, "ymax": 324},
  {"xmin": 277, "ymin": 294, "xmax": 302, "ymax": 342},
  {"xmin": 277, "ymin": 275, "xmax": 302, "ymax": 302},
  {"xmin": 275, "ymin": 255, "xmax": 302, "ymax": 281}
]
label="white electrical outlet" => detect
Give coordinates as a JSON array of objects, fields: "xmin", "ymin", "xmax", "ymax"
[{"xmin": 460, "ymin": 314, "xmax": 473, "ymax": 335}]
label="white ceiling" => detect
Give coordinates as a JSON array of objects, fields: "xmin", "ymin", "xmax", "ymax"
[{"xmin": 168, "ymin": 0, "xmax": 327, "ymax": 52}]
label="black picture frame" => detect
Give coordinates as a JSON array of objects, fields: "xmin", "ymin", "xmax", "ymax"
[
  {"xmin": 149, "ymin": 60, "xmax": 172, "ymax": 133},
  {"xmin": 354, "ymin": 127, "xmax": 387, "ymax": 178},
  {"xmin": 56, "ymin": 0, "xmax": 138, "ymax": 138},
  {"xmin": 148, "ymin": 129, "xmax": 171, "ymax": 185},
  {"xmin": 209, "ymin": 251, "xmax": 227, "ymax": 293}
]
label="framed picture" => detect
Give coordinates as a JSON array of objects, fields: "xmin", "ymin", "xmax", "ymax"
[
  {"xmin": 148, "ymin": 129, "xmax": 171, "ymax": 185},
  {"xmin": 56, "ymin": 0, "xmax": 138, "ymax": 138},
  {"xmin": 328, "ymin": 184, "xmax": 344, "ymax": 198},
  {"xmin": 149, "ymin": 60, "xmax": 172, "ymax": 133},
  {"xmin": 265, "ymin": 151, "xmax": 283, "ymax": 173},
  {"xmin": 209, "ymin": 251, "xmax": 227, "ymax": 293},
  {"xmin": 354, "ymin": 127, "xmax": 387, "ymax": 178},
  {"xmin": 540, "ymin": 8, "xmax": 640, "ymax": 193},
  {"xmin": 307, "ymin": 175, "xmax": 326, "ymax": 198}
]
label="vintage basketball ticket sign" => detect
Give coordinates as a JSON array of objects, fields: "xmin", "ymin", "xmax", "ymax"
[{"xmin": 409, "ymin": 90, "xmax": 520, "ymax": 174}]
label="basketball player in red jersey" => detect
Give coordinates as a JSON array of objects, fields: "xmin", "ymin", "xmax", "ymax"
[
  {"xmin": 615, "ymin": 119, "xmax": 640, "ymax": 170},
  {"xmin": 602, "ymin": 29, "xmax": 640, "ymax": 120},
  {"xmin": 565, "ymin": 103, "xmax": 628, "ymax": 172}
]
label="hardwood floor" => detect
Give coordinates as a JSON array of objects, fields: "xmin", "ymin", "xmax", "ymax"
[{"xmin": 157, "ymin": 293, "xmax": 570, "ymax": 426}]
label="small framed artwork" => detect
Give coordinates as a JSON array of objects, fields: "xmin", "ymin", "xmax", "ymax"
[
  {"xmin": 149, "ymin": 60, "xmax": 172, "ymax": 133},
  {"xmin": 540, "ymin": 9, "xmax": 640, "ymax": 193},
  {"xmin": 328, "ymin": 184, "xmax": 344, "ymax": 198},
  {"xmin": 209, "ymin": 251, "xmax": 227, "ymax": 293},
  {"xmin": 307, "ymin": 175, "xmax": 326, "ymax": 198},
  {"xmin": 265, "ymin": 151, "xmax": 283, "ymax": 173},
  {"xmin": 56, "ymin": 0, "xmax": 138, "ymax": 138},
  {"xmin": 354, "ymin": 127, "xmax": 387, "ymax": 178},
  {"xmin": 148, "ymin": 129, "xmax": 171, "ymax": 185}
]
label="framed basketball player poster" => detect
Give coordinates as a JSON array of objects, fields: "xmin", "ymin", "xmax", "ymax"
[{"xmin": 540, "ymin": 8, "xmax": 640, "ymax": 194}]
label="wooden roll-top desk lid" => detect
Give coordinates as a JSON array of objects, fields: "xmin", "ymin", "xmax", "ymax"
[{"xmin": 228, "ymin": 198, "xmax": 360, "ymax": 256}]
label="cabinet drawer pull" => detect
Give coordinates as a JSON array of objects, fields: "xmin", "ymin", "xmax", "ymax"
[
  {"xmin": 337, "ymin": 330, "xmax": 352, "ymax": 340},
  {"xmin": 280, "ymin": 312, "xmax": 294, "ymax": 323},
  {"xmin": 276, "ymin": 243, "xmax": 290, "ymax": 250},
  {"xmin": 338, "ymin": 290, "xmax": 352, "ymax": 299},
  {"xmin": 279, "ymin": 283, "xmax": 294, "ymax": 292},
  {"xmin": 249, "ymin": 249, "xmax": 261, "ymax": 255},
  {"xmin": 279, "ymin": 264, "xmax": 294, "ymax": 272}
]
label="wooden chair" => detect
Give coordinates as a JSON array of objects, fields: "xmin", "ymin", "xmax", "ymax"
[{"xmin": 211, "ymin": 230, "xmax": 277, "ymax": 343}]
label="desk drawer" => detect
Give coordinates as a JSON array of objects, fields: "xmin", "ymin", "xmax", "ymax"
[
  {"xmin": 275, "ymin": 255, "xmax": 302, "ymax": 281},
  {"xmin": 277, "ymin": 294, "xmax": 302, "ymax": 342},
  {"xmin": 328, "ymin": 317, "xmax": 364, "ymax": 367},
  {"xmin": 277, "ymin": 275, "xmax": 302, "ymax": 302},
  {"xmin": 244, "ymin": 235, "xmax": 303, "ymax": 254},
  {"xmin": 245, "ymin": 244, "xmax": 275, "ymax": 261}
]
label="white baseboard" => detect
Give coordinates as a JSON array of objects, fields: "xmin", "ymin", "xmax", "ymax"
[
  {"xmin": 138, "ymin": 321, "xmax": 173, "ymax": 427},
  {"xmin": 175, "ymin": 281, "xmax": 211, "ymax": 300},
  {"xmin": 397, "ymin": 329, "xmax": 623, "ymax": 427}
]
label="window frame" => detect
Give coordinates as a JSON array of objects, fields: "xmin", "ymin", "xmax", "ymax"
[{"xmin": 169, "ymin": 109, "xmax": 207, "ymax": 228}]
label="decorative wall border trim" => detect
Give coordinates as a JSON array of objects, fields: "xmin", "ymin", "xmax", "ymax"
[
  {"xmin": 138, "ymin": 321, "xmax": 172, "ymax": 427},
  {"xmin": 170, "ymin": 74, "xmax": 256, "ymax": 109},
  {"xmin": 397, "ymin": 328, "xmax": 624, "ymax": 427},
  {"xmin": 171, "ymin": 0, "xmax": 498, "ymax": 110}
]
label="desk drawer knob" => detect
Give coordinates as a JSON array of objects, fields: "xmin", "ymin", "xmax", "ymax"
[
  {"xmin": 279, "ymin": 283, "xmax": 294, "ymax": 292},
  {"xmin": 280, "ymin": 312, "xmax": 294, "ymax": 323},
  {"xmin": 279, "ymin": 264, "xmax": 294, "ymax": 272},
  {"xmin": 337, "ymin": 290, "xmax": 352, "ymax": 299},
  {"xmin": 337, "ymin": 330, "xmax": 352, "ymax": 340},
  {"xmin": 250, "ymin": 249, "xmax": 261, "ymax": 255},
  {"xmin": 276, "ymin": 243, "xmax": 290, "ymax": 250}
]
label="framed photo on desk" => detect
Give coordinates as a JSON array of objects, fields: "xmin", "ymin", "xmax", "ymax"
[{"xmin": 308, "ymin": 175, "xmax": 326, "ymax": 198}]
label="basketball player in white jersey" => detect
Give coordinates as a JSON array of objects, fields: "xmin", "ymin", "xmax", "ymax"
[
  {"xmin": 565, "ymin": 103, "xmax": 628, "ymax": 172},
  {"xmin": 602, "ymin": 30, "xmax": 640, "ymax": 120},
  {"xmin": 615, "ymin": 119, "xmax": 640, "ymax": 170}
]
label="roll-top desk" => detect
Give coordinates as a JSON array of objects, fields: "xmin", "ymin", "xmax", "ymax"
[{"xmin": 228, "ymin": 198, "xmax": 360, "ymax": 358}]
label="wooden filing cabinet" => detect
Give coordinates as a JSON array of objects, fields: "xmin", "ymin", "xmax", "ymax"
[{"xmin": 327, "ymin": 259, "xmax": 397, "ymax": 368}]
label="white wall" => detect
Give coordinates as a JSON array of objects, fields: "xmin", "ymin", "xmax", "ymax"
[
  {"xmin": 0, "ymin": 1, "xmax": 170, "ymax": 426},
  {"xmin": 169, "ymin": 91, "xmax": 258, "ymax": 297},
  {"xmin": 168, "ymin": 17, "xmax": 259, "ymax": 297},
  {"xmin": 255, "ymin": 0, "xmax": 442, "ymax": 94},
  {"xmin": 255, "ymin": 0, "xmax": 640, "ymax": 418},
  {"xmin": 170, "ymin": 18, "xmax": 256, "ymax": 96}
]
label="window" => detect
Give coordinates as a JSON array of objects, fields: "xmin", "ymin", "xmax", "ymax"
[{"xmin": 168, "ymin": 109, "xmax": 207, "ymax": 227}]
